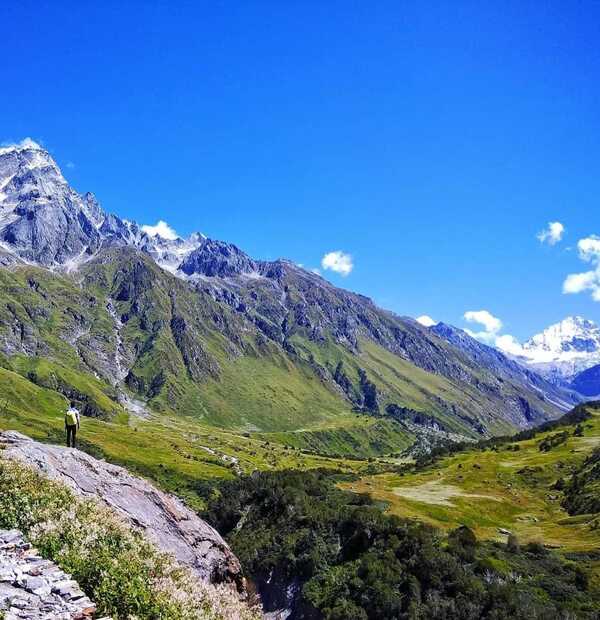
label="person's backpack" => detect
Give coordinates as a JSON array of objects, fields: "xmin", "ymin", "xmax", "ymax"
[{"xmin": 65, "ymin": 408, "xmax": 78, "ymax": 426}]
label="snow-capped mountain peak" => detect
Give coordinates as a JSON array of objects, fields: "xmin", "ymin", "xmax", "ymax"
[
  {"xmin": 509, "ymin": 316, "xmax": 600, "ymax": 383},
  {"xmin": 0, "ymin": 139, "xmax": 62, "ymax": 181},
  {"xmin": 523, "ymin": 316, "xmax": 600, "ymax": 355},
  {"xmin": 0, "ymin": 137, "xmax": 43, "ymax": 153},
  {"xmin": 0, "ymin": 139, "xmax": 66, "ymax": 202},
  {"xmin": 0, "ymin": 141, "xmax": 212, "ymax": 275}
]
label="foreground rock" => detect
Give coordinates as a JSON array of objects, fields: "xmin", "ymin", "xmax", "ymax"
[
  {"xmin": 0, "ymin": 528, "xmax": 97, "ymax": 619},
  {"xmin": 0, "ymin": 431, "xmax": 242, "ymax": 588}
]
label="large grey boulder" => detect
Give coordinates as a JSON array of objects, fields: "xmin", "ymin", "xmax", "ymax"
[{"xmin": 0, "ymin": 431, "xmax": 242, "ymax": 588}]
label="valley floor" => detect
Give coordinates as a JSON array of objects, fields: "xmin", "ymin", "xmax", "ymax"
[
  {"xmin": 0, "ymin": 376, "xmax": 370, "ymax": 511},
  {"xmin": 340, "ymin": 405, "xmax": 600, "ymax": 583},
  {"xmin": 2, "ymin": 361, "xmax": 600, "ymax": 615}
]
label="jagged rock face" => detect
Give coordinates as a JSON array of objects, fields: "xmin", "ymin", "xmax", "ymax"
[
  {"xmin": 0, "ymin": 141, "xmax": 103, "ymax": 266},
  {"xmin": 0, "ymin": 431, "xmax": 243, "ymax": 588},
  {"xmin": 99, "ymin": 213, "xmax": 146, "ymax": 247},
  {"xmin": 180, "ymin": 239, "xmax": 257, "ymax": 277}
]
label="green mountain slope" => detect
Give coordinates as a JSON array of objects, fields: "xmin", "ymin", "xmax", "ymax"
[
  {"xmin": 0, "ymin": 140, "xmax": 580, "ymax": 461},
  {"xmin": 0, "ymin": 247, "xmax": 574, "ymax": 446}
]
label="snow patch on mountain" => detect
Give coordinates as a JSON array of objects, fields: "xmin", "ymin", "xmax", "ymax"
[
  {"xmin": 0, "ymin": 138, "xmax": 44, "ymax": 155},
  {"xmin": 524, "ymin": 316, "xmax": 600, "ymax": 355}
]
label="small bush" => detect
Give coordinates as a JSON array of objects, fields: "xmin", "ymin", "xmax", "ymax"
[{"xmin": 539, "ymin": 431, "xmax": 569, "ymax": 452}]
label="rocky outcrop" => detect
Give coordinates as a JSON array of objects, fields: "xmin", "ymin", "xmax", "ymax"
[
  {"xmin": 0, "ymin": 432, "xmax": 243, "ymax": 588},
  {"xmin": 179, "ymin": 239, "xmax": 257, "ymax": 277},
  {"xmin": 0, "ymin": 528, "xmax": 97, "ymax": 619}
]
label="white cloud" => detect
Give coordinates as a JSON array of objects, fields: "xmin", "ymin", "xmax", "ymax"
[
  {"xmin": 563, "ymin": 235, "xmax": 600, "ymax": 302},
  {"xmin": 321, "ymin": 250, "xmax": 353, "ymax": 276},
  {"xmin": 416, "ymin": 315, "xmax": 437, "ymax": 327},
  {"xmin": 577, "ymin": 236, "xmax": 600, "ymax": 261},
  {"xmin": 495, "ymin": 334, "xmax": 525, "ymax": 356},
  {"xmin": 65, "ymin": 161, "xmax": 75, "ymax": 169},
  {"xmin": 563, "ymin": 270, "xmax": 597, "ymax": 294},
  {"xmin": 563, "ymin": 270, "xmax": 600, "ymax": 302},
  {"xmin": 463, "ymin": 309, "xmax": 527, "ymax": 355},
  {"xmin": 141, "ymin": 220, "xmax": 179, "ymax": 240},
  {"xmin": 463, "ymin": 310, "xmax": 504, "ymax": 344},
  {"xmin": 537, "ymin": 221, "xmax": 565, "ymax": 245},
  {"xmin": 464, "ymin": 310, "xmax": 502, "ymax": 334}
]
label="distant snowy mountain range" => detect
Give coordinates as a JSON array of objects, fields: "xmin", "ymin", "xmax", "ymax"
[
  {"xmin": 428, "ymin": 315, "xmax": 600, "ymax": 396},
  {"xmin": 509, "ymin": 316, "xmax": 600, "ymax": 385}
]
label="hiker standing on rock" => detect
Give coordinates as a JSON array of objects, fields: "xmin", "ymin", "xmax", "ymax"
[{"xmin": 65, "ymin": 403, "xmax": 80, "ymax": 448}]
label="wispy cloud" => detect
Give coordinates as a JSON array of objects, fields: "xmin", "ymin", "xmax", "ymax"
[
  {"xmin": 563, "ymin": 235, "xmax": 600, "ymax": 301},
  {"xmin": 463, "ymin": 309, "xmax": 525, "ymax": 355},
  {"xmin": 537, "ymin": 221, "xmax": 565, "ymax": 245},
  {"xmin": 321, "ymin": 250, "xmax": 353, "ymax": 276},
  {"xmin": 141, "ymin": 220, "xmax": 179, "ymax": 240},
  {"xmin": 464, "ymin": 310, "xmax": 502, "ymax": 340},
  {"xmin": 416, "ymin": 315, "xmax": 437, "ymax": 327},
  {"xmin": 494, "ymin": 333, "xmax": 525, "ymax": 356},
  {"xmin": 65, "ymin": 161, "xmax": 75, "ymax": 169}
]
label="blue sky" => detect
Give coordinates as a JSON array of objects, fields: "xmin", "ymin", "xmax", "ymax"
[{"xmin": 2, "ymin": 1, "xmax": 600, "ymax": 343}]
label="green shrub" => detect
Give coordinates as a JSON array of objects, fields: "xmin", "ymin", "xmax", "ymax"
[
  {"xmin": 0, "ymin": 459, "xmax": 259, "ymax": 620},
  {"xmin": 539, "ymin": 431, "xmax": 569, "ymax": 452},
  {"xmin": 203, "ymin": 469, "xmax": 600, "ymax": 619}
]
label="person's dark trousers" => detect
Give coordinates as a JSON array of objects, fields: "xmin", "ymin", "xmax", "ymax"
[{"xmin": 66, "ymin": 424, "xmax": 77, "ymax": 448}]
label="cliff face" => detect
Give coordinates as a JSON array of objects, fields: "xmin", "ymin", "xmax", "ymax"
[{"xmin": 0, "ymin": 431, "xmax": 243, "ymax": 588}]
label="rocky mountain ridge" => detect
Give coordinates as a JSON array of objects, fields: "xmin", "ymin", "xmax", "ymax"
[
  {"xmin": 0, "ymin": 139, "xmax": 244, "ymax": 279},
  {"xmin": 431, "ymin": 322, "xmax": 577, "ymax": 411},
  {"xmin": 0, "ymin": 139, "xmax": 580, "ymax": 443},
  {"xmin": 571, "ymin": 363, "xmax": 600, "ymax": 397}
]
